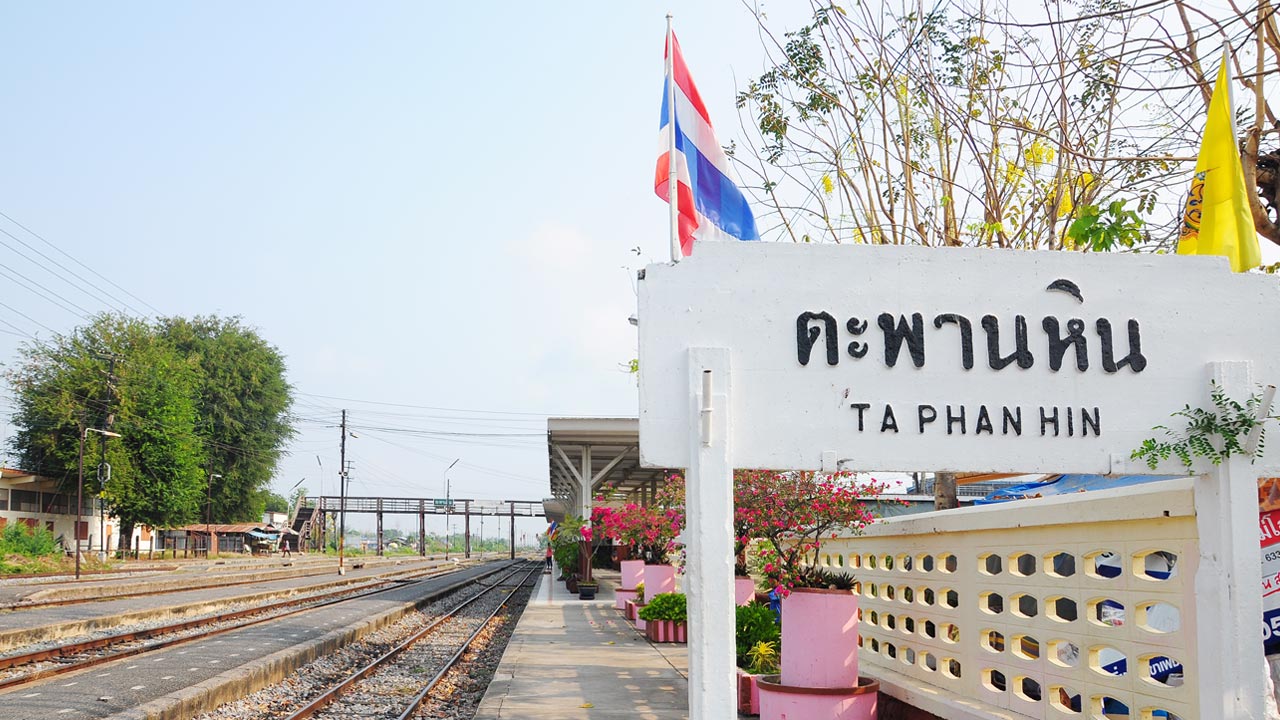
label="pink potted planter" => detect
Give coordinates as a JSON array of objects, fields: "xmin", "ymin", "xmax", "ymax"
[
  {"xmin": 780, "ymin": 587, "xmax": 859, "ymax": 687},
  {"xmin": 644, "ymin": 619, "xmax": 687, "ymax": 643},
  {"xmin": 756, "ymin": 586, "xmax": 874, "ymax": 719},
  {"xmin": 615, "ymin": 587, "xmax": 638, "ymax": 610},
  {"xmin": 616, "ymin": 559, "xmax": 645, "ymax": 609},
  {"xmin": 737, "ymin": 669, "xmax": 764, "ymax": 715},
  {"xmin": 621, "ymin": 559, "xmax": 645, "ymax": 587},
  {"xmin": 757, "ymin": 675, "xmax": 879, "ymax": 719},
  {"xmin": 643, "ymin": 564, "xmax": 676, "ymax": 596},
  {"xmin": 735, "ymin": 576, "xmax": 756, "ymax": 606}
]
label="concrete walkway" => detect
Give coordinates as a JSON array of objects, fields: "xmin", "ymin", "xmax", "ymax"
[{"xmin": 476, "ymin": 568, "xmax": 690, "ymax": 720}]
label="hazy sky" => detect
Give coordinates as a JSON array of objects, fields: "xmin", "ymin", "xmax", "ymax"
[{"xmin": 0, "ymin": 2, "xmax": 815, "ymax": 539}]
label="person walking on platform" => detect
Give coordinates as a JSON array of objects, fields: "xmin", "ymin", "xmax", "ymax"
[{"xmin": 544, "ymin": 545, "xmax": 552, "ymax": 572}]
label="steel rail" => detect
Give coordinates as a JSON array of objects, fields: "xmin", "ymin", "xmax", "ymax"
[
  {"xmin": 0, "ymin": 555, "xmax": 474, "ymax": 611},
  {"xmin": 0, "ymin": 560, "xmax": 513, "ymax": 691},
  {"xmin": 393, "ymin": 564, "xmax": 541, "ymax": 720},
  {"xmin": 281, "ymin": 561, "xmax": 540, "ymax": 720}
]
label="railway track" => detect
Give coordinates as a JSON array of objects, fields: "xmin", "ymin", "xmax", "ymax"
[
  {"xmin": 0, "ymin": 560, "xmax": 503, "ymax": 691},
  {"xmin": 0, "ymin": 556, "xmax": 462, "ymax": 611},
  {"xmin": 274, "ymin": 561, "xmax": 540, "ymax": 720}
]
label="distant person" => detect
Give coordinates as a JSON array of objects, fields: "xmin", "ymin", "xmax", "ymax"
[
  {"xmin": 544, "ymin": 546, "xmax": 552, "ymax": 571},
  {"xmin": 282, "ymin": 539, "xmax": 292, "ymax": 558}
]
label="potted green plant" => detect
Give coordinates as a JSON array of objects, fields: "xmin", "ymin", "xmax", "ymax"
[
  {"xmin": 625, "ymin": 581, "xmax": 645, "ymax": 621},
  {"xmin": 551, "ymin": 516, "xmax": 582, "ymax": 593},
  {"xmin": 638, "ymin": 592, "xmax": 687, "ymax": 642},
  {"xmin": 577, "ymin": 578, "xmax": 599, "ymax": 600},
  {"xmin": 736, "ymin": 601, "xmax": 781, "ymax": 715}
]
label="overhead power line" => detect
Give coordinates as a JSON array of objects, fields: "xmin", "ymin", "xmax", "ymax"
[{"xmin": 0, "ymin": 210, "xmax": 164, "ymax": 316}]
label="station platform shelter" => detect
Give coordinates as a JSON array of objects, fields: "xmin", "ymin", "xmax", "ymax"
[{"xmin": 545, "ymin": 417, "xmax": 675, "ymax": 523}]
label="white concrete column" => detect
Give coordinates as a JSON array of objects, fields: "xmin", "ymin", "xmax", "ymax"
[
  {"xmin": 578, "ymin": 445, "xmax": 592, "ymax": 521},
  {"xmin": 685, "ymin": 347, "xmax": 734, "ymax": 720},
  {"xmin": 1194, "ymin": 361, "xmax": 1265, "ymax": 719}
]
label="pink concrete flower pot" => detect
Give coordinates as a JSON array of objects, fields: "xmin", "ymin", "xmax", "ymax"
[
  {"xmin": 620, "ymin": 559, "xmax": 645, "ymax": 589},
  {"xmin": 735, "ymin": 576, "xmax": 756, "ymax": 606},
  {"xmin": 644, "ymin": 619, "xmax": 687, "ymax": 643},
  {"xmin": 643, "ymin": 564, "xmax": 676, "ymax": 596},
  {"xmin": 635, "ymin": 612, "xmax": 646, "ymax": 632},
  {"xmin": 781, "ymin": 587, "xmax": 860, "ymax": 688},
  {"xmin": 615, "ymin": 588, "xmax": 638, "ymax": 611},
  {"xmin": 737, "ymin": 669, "xmax": 763, "ymax": 715},
  {"xmin": 758, "ymin": 675, "xmax": 879, "ymax": 720}
]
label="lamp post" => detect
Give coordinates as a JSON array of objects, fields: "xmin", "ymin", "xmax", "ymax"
[
  {"xmin": 77, "ymin": 427, "xmax": 120, "ymax": 580},
  {"xmin": 444, "ymin": 458, "xmax": 458, "ymax": 560},
  {"xmin": 206, "ymin": 473, "xmax": 222, "ymax": 557}
]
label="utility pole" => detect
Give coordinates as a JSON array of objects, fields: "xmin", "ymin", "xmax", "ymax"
[
  {"xmin": 207, "ymin": 472, "xmax": 222, "ymax": 556},
  {"xmin": 98, "ymin": 354, "xmax": 117, "ymax": 559},
  {"xmin": 934, "ymin": 472, "xmax": 958, "ymax": 510},
  {"xmin": 338, "ymin": 409, "xmax": 347, "ymax": 574},
  {"xmin": 444, "ymin": 458, "xmax": 459, "ymax": 560}
]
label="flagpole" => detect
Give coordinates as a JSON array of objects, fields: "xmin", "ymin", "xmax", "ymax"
[{"xmin": 666, "ymin": 14, "xmax": 681, "ymax": 262}]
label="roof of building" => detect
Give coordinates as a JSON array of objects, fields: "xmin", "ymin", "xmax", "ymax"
[{"xmin": 171, "ymin": 523, "xmax": 297, "ymax": 535}]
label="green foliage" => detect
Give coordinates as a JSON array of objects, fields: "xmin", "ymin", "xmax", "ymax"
[
  {"xmin": 0, "ymin": 523, "xmax": 58, "ymax": 558},
  {"xmin": 4, "ymin": 313, "xmax": 296, "ymax": 543},
  {"xmin": 635, "ymin": 581, "xmax": 645, "ymax": 604},
  {"xmin": 637, "ymin": 592, "xmax": 687, "ymax": 622},
  {"xmin": 795, "ymin": 566, "xmax": 855, "ymax": 590},
  {"xmin": 1132, "ymin": 381, "xmax": 1275, "ymax": 471},
  {"xmin": 1065, "ymin": 201, "xmax": 1145, "ymax": 251},
  {"xmin": 157, "ymin": 316, "xmax": 294, "ymax": 523},
  {"xmin": 262, "ymin": 491, "xmax": 290, "ymax": 514},
  {"xmin": 551, "ymin": 515, "xmax": 582, "ymax": 577},
  {"xmin": 745, "ymin": 640, "xmax": 781, "ymax": 675},
  {"xmin": 6, "ymin": 315, "xmax": 207, "ymax": 542},
  {"xmin": 736, "ymin": 601, "xmax": 781, "ymax": 669}
]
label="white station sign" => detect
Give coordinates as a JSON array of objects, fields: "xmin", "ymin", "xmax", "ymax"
[{"xmin": 637, "ymin": 242, "xmax": 1280, "ymax": 473}]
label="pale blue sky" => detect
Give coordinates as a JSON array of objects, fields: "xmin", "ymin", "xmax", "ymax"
[{"xmin": 0, "ymin": 2, "xmax": 808, "ymax": 537}]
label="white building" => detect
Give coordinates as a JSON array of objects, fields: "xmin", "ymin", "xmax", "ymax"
[{"xmin": 0, "ymin": 466, "xmax": 112, "ymax": 552}]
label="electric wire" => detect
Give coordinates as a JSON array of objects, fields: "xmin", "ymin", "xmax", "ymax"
[{"xmin": 0, "ymin": 210, "xmax": 164, "ymax": 316}]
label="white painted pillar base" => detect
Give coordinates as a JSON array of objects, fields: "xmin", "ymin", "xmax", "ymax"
[
  {"xmin": 685, "ymin": 347, "xmax": 735, "ymax": 720},
  {"xmin": 1195, "ymin": 361, "xmax": 1265, "ymax": 719}
]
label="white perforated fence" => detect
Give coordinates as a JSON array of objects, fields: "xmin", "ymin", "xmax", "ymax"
[{"xmin": 810, "ymin": 479, "xmax": 1201, "ymax": 720}]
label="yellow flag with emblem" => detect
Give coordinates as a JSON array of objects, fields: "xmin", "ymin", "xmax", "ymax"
[{"xmin": 1177, "ymin": 54, "xmax": 1262, "ymax": 272}]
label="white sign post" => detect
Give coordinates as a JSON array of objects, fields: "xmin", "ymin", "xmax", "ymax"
[{"xmin": 637, "ymin": 242, "xmax": 1280, "ymax": 719}]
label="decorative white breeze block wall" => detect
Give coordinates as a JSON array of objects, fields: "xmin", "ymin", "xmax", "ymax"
[{"xmin": 813, "ymin": 478, "xmax": 1197, "ymax": 720}]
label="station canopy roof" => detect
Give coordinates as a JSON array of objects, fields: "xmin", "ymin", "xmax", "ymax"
[{"xmin": 546, "ymin": 417, "xmax": 674, "ymax": 520}]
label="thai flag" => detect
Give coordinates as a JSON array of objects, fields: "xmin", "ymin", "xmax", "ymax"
[{"xmin": 655, "ymin": 30, "xmax": 758, "ymax": 258}]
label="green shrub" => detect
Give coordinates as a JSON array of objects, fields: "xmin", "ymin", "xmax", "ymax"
[
  {"xmin": 638, "ymin": 592, "xmax": 687, "ymax": 622},
  {"xmin": 0, "ymin": 524, "xmax": 58, "ymax": 558},
  {"xmin": 736, "ymin": 602, "xmax": 781, "ymax": 668},
  {"xmin": 796, "ymin": 566, "xmax": 855, "ymax": 590}
]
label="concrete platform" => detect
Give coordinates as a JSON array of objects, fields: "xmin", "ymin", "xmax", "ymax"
[{"xmin": 475, "ymin": 568, "xmax": 690, "ymax": 720}]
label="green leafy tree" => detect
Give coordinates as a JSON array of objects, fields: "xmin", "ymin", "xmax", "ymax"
[
  {"xmin": 107, "ymin": 339, "xmax": 206, "ymax": 544},
  {"xmin": 156, "ymin": 316, "xmax": 294, "ymax": 522},
  {"xmin": 6, "ymin": 314, "xmax": 207, "ymax": 549},
  {"xmin": 261, "ymin": 491, "xmax": 290, "ymax": 514}
]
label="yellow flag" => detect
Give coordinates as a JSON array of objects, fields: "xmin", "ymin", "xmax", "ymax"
[{"xmin": 1177, "ymin": 55, "xmax": 1262, "ymax": 272}]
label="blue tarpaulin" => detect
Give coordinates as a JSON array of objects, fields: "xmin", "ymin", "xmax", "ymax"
[
  {"xmin": 974, "ymin": 474, "xmax": 1182, "ymax": 505},
  {"xmin": 246, "ymin": 530, "xmax": 279, "ymax": 540}
]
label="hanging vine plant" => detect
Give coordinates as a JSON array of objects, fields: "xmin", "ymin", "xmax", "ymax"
[{"xmin": 1131, "ymin": 381, "xmax": 1276, "ymax": 471}]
